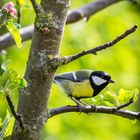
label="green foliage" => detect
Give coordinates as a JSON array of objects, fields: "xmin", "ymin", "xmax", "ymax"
[
  {"xmin": 0, "ymin": 69, "xmax": 26, "ymax": 93},
  {"xmin": 0, "ymin": 51, "xmax": 26, "ymax": 139},
  {"xmin": 6, "ymin": 21, "xmax": 22, "ymax": 48},
  {"xmin": 18, "ymin": 0, "xmax": 25, "ymax": 6},
  {"xmin": 18, "ymin": 78, "xmax": 27, "ymax": 88},
  {"xmin": 118, "ymin": 88, "xmax": 139, "ymax": 104},
  {"xmin": 0, "ymin": 10, "xmax": 13, "ymax": 28},
  {"xmin": 0, "ymin": 4, "xmax": 22, "ymax": 48},
  {"xmin": 0, "ymin": 52, "xmax": 26, "ymax": 96},
  {"xmin": 0, "ymin": 111, "xmax": 14, "ymax": 140},
  {"xmin": 1, "ymin": 0, "xmax": 140, "ymax": 140},
  {"xmin": 92, "ymin": 88, "xmax": 139, "ymax": 107}
]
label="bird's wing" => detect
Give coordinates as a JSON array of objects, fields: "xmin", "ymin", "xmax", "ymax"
[
  {"xmin": 54, "ymin": 72, "xmax": 76, "ymax": 82},
  {"xmin": 54, "ymin": 70, "xmax": 93, "ymax": 82}
]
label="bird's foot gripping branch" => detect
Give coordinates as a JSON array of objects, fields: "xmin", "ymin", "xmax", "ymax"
[
  {"xmin": 53, "ymin": 69, "xmax": 114, "ymax": 112},
  {"xmin": 48, "ymin": 88, "xmax": 140, "ymax": 120}
]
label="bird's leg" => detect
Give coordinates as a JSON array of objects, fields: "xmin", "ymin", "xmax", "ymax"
[
  {"xmin": 69, "ymin": 96, "xmax": 83, "ymax": 112},
  {"xmin": 78, "ymin": 99, "xmax": 95, "ymax": 115}
]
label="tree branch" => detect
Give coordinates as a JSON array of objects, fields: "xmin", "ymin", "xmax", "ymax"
[
  {"xmin": 30, "ymin": 0, "xmax": 41, "ymax": 15},
  {"xmin": 66, "ymin": 0, "xmax": 124, "ymax": 24},
  {"xmin": 6, "ymin": 95, "xmax": 24, "ymax": 130},
  {"xmin": 48, "ymin": 98, "xmax": 140, "ymax": 120},
  {"xmin": 0, "ymin": 0, "xmax": 125, "ymax": 49},
  {"xmin": 50, "ymin": 25, "xmax": 137, "ymax": 67},
  {"xmin": 0, "ymin": 25, "xmax": 34, "ymax": 50}
]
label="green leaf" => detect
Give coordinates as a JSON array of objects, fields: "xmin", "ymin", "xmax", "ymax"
[
  {"xmin": 0, "ymin": 111, "xmax": 13, "ymax": 139},
  {"xmin": 92, "ymin": 91, "xmax": 119, "ymax": 107},
  {"xmin": 6, "ymin": 21, "xmax": 22, "ymax": 48},
  {"xmin": 91, "ymin": 94, "xmax": 104, "ymax": 105},
  {"xmin": 1, "ymin": 72, "xmax": 9, "ymax": 87},
  {"xmin": 18, "ymin": 78, "xmax": 27, "ymax": 88},
  {"xmin": 103, "ymin": 91, "xmax": 120, "ymax": 106},
  {"xmin": 0, "ymin": 10, "xmax": 14, "ymax": 29},
  {"xmin": 4, "ymin": 118, "xmax": 14, "ymax": 138},
  {"xmin": 132, "ymin": 88, "xmax": 139, "ymax": 102},
  {"xmin": 8, "ymin": 83, "xmax": 18, "ymax": 91},
  {"xmin": 18, "ymin": 0, "xmax": 25, "ymax": 6},
  {"xmin": 100, "ymin": 101, "xmax": 115, "ymax": 107},
  {"xmin": 14, "ymin": 23, "xmax": 21, "ymax": 29},
  {"xmin": 1, "ymin": 60, "xmax": 12, "ymax": 72},
  {"xmin": 0, "ymin": 89, "xmax": 5, "ymax": 94},
  {"xmin": 117, "ymin": 88, "xmax": 139, "ymax": 104},
  {"xmin": 0, "ymin": 118, "xmax": 2, "ymax": 128},
  {"xmin": 8, "ymin": 70, "xmax": 18, "ymax": 82},
  {"xmin": 22, "ymin": 4, "xmax": 30, "ymax": 8}
]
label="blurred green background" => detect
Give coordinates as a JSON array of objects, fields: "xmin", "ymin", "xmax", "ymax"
[{"xmin": 1, "ymin": 0, "xmax": 140, "ymax": 140}]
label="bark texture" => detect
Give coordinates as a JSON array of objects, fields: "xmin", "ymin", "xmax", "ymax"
[{"xmin": 11, "ymin": 0, "xmax": 69, "ymax": 139}]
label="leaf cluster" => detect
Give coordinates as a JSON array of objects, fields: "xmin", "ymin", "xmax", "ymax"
[
  {"xmin": 92, "ymin": 88, "xmax": 139, "ymax": 107},
  {"xmin": 0, "ymin": 6, "xmax": 21, "ymax": 48},
  {"xmin": 0, "ymin": 51, "xmax": 26, "ymax": 96}
]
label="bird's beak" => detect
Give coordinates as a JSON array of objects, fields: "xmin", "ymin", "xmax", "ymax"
[{"xmin": 108, "ymin": 79, "xmax": 115, "ymax": 83}]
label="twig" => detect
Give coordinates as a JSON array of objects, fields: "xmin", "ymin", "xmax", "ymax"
[
  {"xmin": 30, "ymin": 0, "xmax": 41, "ymax": 15},
  {"xmin": 50, "ymin": 25, "xmax": 137, "ymax": 67},
  {"xmin": 16, "ymin": 1, "xmax": 21, "ymax": 24},
  {"xmin": 48, "ymin": 101, "xmax": 140, "ymax": 120},
  {"xmin": 17, "ymin": 9, "xmax": 21, "ymax": 24},
  {"xmin": 6, "ymin": 95, "xmax": 24, "ymax": 130}
]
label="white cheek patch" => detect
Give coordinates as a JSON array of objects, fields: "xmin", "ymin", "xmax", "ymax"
[{"xmin": 92, "ymin": 76, "xmax": 107, "ymax": 86}]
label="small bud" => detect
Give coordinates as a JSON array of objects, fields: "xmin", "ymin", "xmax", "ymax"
[
  {"xmin": 2, "ymin": 2, "xmax": 17, "ymax": 16},
  {"xmin": 7, "ymin": 2, "xmax": 14, "ymax": 8},
  {"xmin": 9, "ymin": 8, "xmax": 17, "ymax": 16}
]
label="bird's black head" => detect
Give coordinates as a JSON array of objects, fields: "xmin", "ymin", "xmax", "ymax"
[{"xmin": 89, "ymin": 71, "xmax": 114, "ymax": 97}]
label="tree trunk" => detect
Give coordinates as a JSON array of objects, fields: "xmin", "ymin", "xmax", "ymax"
[{"xmin": 11, "ymin": 0, "xmax": 69, "ymax": 139}]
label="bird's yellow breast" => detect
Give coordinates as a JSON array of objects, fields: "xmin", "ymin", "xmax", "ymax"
[
  {"xmin": 61, "ymin": 80, "xmax": 93, "ymax": 98},
  {"xmin": 72, "ymin": 81, "xmax": 93, "ymax": 98}
]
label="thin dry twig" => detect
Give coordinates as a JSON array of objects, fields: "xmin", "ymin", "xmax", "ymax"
[
  {"xmin": 6, "ymin": 95, "xmax": 24, "ymax": 130},
  {"xmin": 50, "ymin": 25, "xmax": 137, "ymax": 67}
]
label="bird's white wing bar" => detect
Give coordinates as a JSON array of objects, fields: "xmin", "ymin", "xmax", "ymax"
[{"xmin": 72, "ymin": 72, "xmax": 77, "ymax": 81}]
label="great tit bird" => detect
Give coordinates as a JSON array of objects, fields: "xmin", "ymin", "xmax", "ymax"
[{"xmin": 54, "ymin": 70, "xmax": 114, "ymax": 111}]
